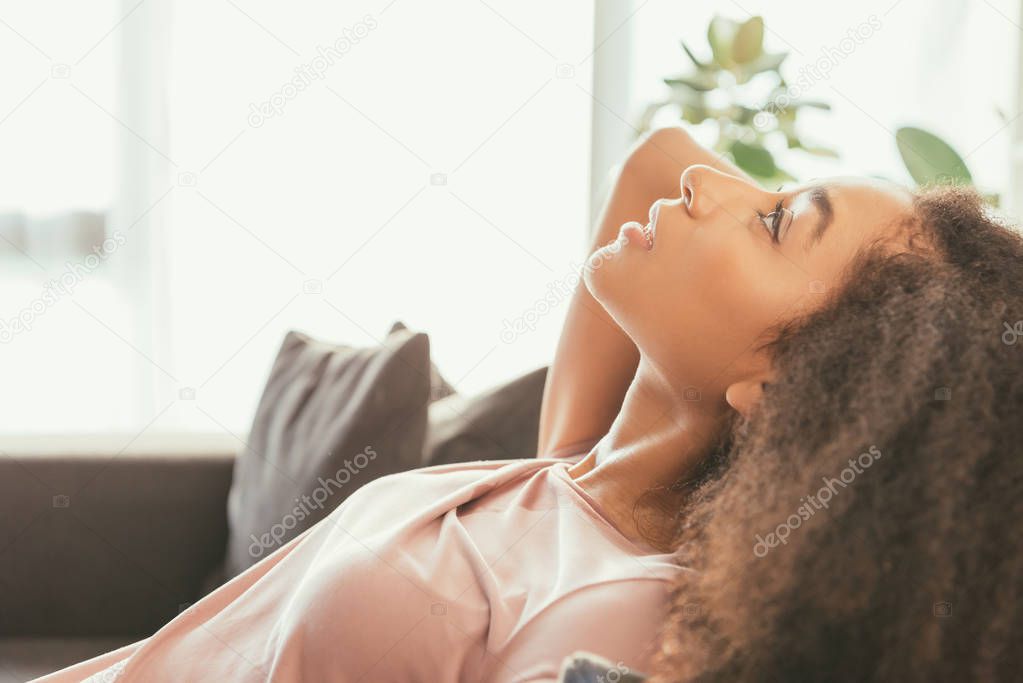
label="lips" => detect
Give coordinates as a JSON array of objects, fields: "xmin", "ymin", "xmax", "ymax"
[
  {"xmin": 641, "ymin": 222, "xmax": 654, "ymax": 248},
  {"xmin": 644, "ymin": 202, "xmax": 661, "ymax": 248},
  {"xmin": 619, "ymin": 221, "xmax": 651, "ymax": 250},
  {"xmin": 619, "ymin": 202, "xmax": 661, "ymax": 252}
]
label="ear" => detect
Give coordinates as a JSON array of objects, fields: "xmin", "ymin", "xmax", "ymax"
[{"xmin": 724, "ymin": 377, "xmax": 769, "ymax": 419}]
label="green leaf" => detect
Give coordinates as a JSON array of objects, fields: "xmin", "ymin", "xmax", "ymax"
[
  {"xmin": 664, "ymin": 73, "xmax": 717, "ymax": 92},
  {"xmin": 775, "ymin": 115, "xmax": 797, "ymax": 136},
  {"xmin": 680, "ymin": 41, "xmax": 713, "ymax": 71},
  {"xmin": 744, "ymin": 51, "xmax": 787, "ymax": 75},
  {"xmin": 735, "ymin": 105, "xmax": 760, "ymax": 126},
  {"xmin": 792, "ymin": 99, "xmax": 831, "ymax": 110},
  {"xmin": 766, "ymin": 98, "xmax": 831, "ymax": 116},
  {"xmin": 708, "ymin": 16, "xmax": 739, "ymax": 68},
  {"xmin": 802, "ymin": 145, "xmax": 840, "ymax": 158},
  {"xmin": 658, "ymin": 87, "xmax": 707, "ymax": 111},
  {"xmin": 732, "ymin": 16, "xmax": 764, "ymax": 64},
  {"xmin": 895, "ymin": 126, "xmax": 972, "ymax": 186},
  {"xmin": 730, "ymin": 140, "xmax": 777, "ymax": 178},
  {"xmin": 681, "ymin": 104, "xmax": 709, "ymax": 125}
]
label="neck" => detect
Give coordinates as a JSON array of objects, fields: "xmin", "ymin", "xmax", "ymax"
[{"xmin": 568, "ymin": 358, "xmax": 729, "ymax": 548}]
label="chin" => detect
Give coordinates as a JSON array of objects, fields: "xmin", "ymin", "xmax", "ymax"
[
  {"xmin": 585, "ymin": 226, "xmax": 643, "ymax": 280},
  {"xmin": 581, "ymin": 243, "xmax": 623, "ymax": 307},
  {"xmin": 583, "ymin": 265, "xmax": 642, "ymax": 339}
]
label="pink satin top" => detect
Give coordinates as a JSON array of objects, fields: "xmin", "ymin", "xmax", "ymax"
[{"xmin": 36, "ymin": 456, "xmax": 681, "ymax": 682}]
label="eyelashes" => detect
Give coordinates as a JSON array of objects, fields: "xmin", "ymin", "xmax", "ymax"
[{"xmin": 755, "ymin": 200, "xmax": 793, "ymax": 244}]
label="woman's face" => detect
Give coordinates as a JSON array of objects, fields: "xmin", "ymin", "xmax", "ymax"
[{"xmin": 585, "ymin": 164, "xmax": 914, "ymax": 401}]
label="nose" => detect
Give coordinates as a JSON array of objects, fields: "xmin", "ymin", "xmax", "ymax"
[{"xmin": 680, "ymin": 164, "xmax": 763, "ymax": 219}]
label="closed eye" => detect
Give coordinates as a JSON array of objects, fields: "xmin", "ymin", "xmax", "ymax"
[{"xmin": 755, "ymin": 200, "xmax": 792, "ymax": 244}]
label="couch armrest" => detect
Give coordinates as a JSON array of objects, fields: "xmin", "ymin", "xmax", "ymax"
[{"xmin": 0, "ymin": 438, "xmax": 235, "ymax": 636}]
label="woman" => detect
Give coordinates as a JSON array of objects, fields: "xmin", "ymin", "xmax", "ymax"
[
  {"xmin": 648, "ymin": 183, "xmax": 1023, "ymax": 681},
  {"xmin": 36, "ymin": 127, "xmax": 1021, "ymax": 682}
]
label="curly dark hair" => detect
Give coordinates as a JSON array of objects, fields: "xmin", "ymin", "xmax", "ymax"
[{"xmin": 652, "ymin": 187, "xmax": 1023, "ymax": 682}]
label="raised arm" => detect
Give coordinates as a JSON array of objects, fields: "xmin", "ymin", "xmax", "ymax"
[{"xmin": 536, "ymin": 127, "xmax": 751, "ymax": 458}]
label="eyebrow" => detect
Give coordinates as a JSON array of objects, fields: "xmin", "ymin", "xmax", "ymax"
[{"xmin": 805, "ymin": 185, "xmax": 834, "ymax": 245}]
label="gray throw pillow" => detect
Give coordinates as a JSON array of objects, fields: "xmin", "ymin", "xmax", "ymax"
[
  {"xmin": 224, "ymin": 325, "xmax": 431, "ymax": 577},
  {"xmin": 422, "ymin": 366, "xmax": 547, "ymax": 467},
  {"xmin": 389, "ymin": 321, "xmax": 456, "ymax": 401}
]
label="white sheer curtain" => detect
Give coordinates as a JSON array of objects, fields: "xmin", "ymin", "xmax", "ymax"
[
  {"xmin": 5, "ymin": 0, "xmax": 1018, "ymax": 437},
  {"xmin": 2, "ymin": 1, "xmax": 599, "ymax": 435},
  {"xmin": 154, "ymin": 0, "xmax": 596, "ymax": 433},
  {"xmin": 0, "ymin": 0, "xmax": 139, "ymax": 433}
]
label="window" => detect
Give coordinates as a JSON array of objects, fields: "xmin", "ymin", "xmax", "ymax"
[
  {"xmin": 0, "ymin": 0, "xmax": 134, "ymax": 433},
  {"xmin": 1, "ymin": 0, "xmax": 596, "ymax": 435},
  {"xmin": 5, "ymin": 0, "xmax": 1020, "ymax": 438}
]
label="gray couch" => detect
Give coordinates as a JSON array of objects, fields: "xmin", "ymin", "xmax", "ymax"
[
  {"xmin": 0, "ymin": 366, "xmax": 637, "ymax": 682},
  {"xmin": 0, "ymin": 439, "xmax": 235, "ymax": 681},
  {"xmin": 0, "ymin": 365, "xmax": 553, "ymax": 680}
]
